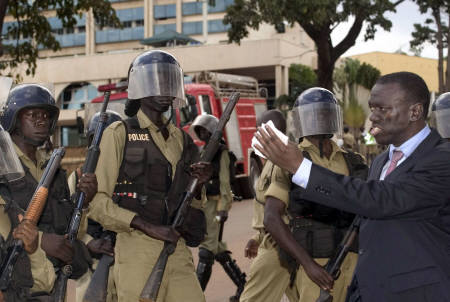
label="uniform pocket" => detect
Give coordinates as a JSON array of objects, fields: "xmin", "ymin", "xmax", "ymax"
[{"xmin": 123, "ymin": 148, "xmax": 146, "ymax": 181}]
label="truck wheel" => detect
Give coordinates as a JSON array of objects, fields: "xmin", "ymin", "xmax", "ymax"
[{"xmin": 249, "ymin": 157, "xmax": 263, "ymax": 198}]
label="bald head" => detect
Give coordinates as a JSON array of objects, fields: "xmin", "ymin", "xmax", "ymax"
[{"xmin": 257, "ymin": 109, "xmax": 286, "ymax": 134}]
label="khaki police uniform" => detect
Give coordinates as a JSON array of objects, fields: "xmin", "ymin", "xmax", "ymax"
[
  {"xmin": 240, "ymin": 160, "xmax": 300, "ymax": 302},
  {"xmin": 89, "ymin": 110, "xmax": 205, "ymax": 302},
  {"xmin": 241, "ymin": 139, "xmax": 358, "ymax": 302},
  {"xmin": 68, "ymin": 172, "xmax": 117, "ymax": 302},
  {"xmin": 199, "ymin": 149, "xmax": 232, "ymax": 254},
  {"xmin": 0, "ymin": 145, "xmax": 88, "ymax": 295}
]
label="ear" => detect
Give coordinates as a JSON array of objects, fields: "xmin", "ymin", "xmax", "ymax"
[{"xmin": 409, "ymin": 103, "xmax": 423, "ymax": 122}]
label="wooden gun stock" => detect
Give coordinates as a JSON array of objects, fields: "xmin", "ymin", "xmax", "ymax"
[
  {"xmin": 0, "ymin": 147, "xmax": 65, "ymax": 291},
  {"xmin": 139, "ymin": 92, "xmax": 241, "ymax": 302}
]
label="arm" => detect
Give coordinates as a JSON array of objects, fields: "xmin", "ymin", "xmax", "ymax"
[
  {"xmin": 218, "ymin": 150, "xmax": 232, "ymax": 211},
  {"xmin": 303, "ymin": 154, "xmax": 450, "ymax": 219},
  {"xmin": 88, "ymin": 125, "xmax": 136, "ymax": 233},
  {"xmin": 29, "ymin": 232, "xmax": 57, "ymax": 293},
  {"xmin": 255, "ymin": 125, "xmax": 450, "ymax": 219},
  {"xmin": 263, "ymin": 197, "xmax": 333, "ymax": 290}
]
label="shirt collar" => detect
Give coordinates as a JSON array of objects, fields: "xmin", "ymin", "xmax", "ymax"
[
  {"xmin": 388, "ymin": 125, "xmax": 431, "ymax": 160},
  {"xmin": 299, "ymin": 137, "xmax": 346, "ymax": 156},
  {"xmin": 136, "ymin": 109, "xmax": 177, "ymax": 135}
]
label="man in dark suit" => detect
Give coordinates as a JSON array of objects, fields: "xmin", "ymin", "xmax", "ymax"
[{"xmin": 254, "ymin": 72, "xmax": 450, "ymax": 302}]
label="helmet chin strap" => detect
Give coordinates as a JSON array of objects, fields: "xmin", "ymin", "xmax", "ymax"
[
  {"xmin": 157, "ymin": 104, "xmax": 173, "ymax": 133},
  {"xmin": 16, "ymin": 127, "xmax": 47, "ymax": 147}
]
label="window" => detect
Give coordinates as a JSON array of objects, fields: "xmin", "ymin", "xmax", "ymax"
[
  {"xmin": 199, "ymin": 95, "xmax": 212, "ymax": 114},
  {"xmin": 122, "ymin": 21, "xmax": 132, "ymax": 28},
  {"xmin": 182, "ymin": 21, "xmax": 202, "ymax": 35},
  {"xmin": 208, "ymin": 0, "xmax": 234, "ymax": 13},
  {"xmin": 154, "ymin": 4, "xmax": 176, "ymax": 20},
  {"xmin": 179, "ymin": 94, "xmax": 198, "ymax": 126},
  {"xmin": 61, "ymin": 126, "xmax": 87, "ymax": 147},
  {"xmin": 96, "ymin": 7, "xmax": 144, "ymax": 43},
  {"xmin": 208, "ymin": 19, "xmax": 230, "ymax": 33},
  {"xmin": 183, "ymin": 2, "xmax": 202, "ymax": 16}
]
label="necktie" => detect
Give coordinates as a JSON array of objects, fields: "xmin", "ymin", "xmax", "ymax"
[{"xmin": 385, "ymin": 150, "xmax": 404, "ymax": 177}]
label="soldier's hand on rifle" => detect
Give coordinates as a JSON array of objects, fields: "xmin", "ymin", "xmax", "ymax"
[
  {"xmin": 41, "ymin": 233, "xmax": 74, "ymax": 264},
  {"xmin": 87, "ymin": 238, "xmax": 114, "ymax": 257},
  {"xmin": 12, "ymin": 214, "xmax": 38, "ymax": 254},
  {"xmin": 244, "ymin": 239, "xmax": 259, "ymax": 259},
  {"xmin": 190, "ymin": 162, "xmax": 213, "ymax": 185},
  {"xmin": 131, "ymin": 216, "xmax": 180, "ymax": 243},
  {"xmin": 218, "ymin": 210, "xmax": 228, "ymax": 223},
  {"xmin": 303, "ymin": 259, "xmax": 334, "ymax": 292},
  {"xmin": 76, "ymin": 168, "xmax": 98, "ymax": 208}
]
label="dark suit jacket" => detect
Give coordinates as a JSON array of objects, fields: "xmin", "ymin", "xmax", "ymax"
[{"xmin": 301, "ymin": 129, "xmax": 450, "ymax": 302}]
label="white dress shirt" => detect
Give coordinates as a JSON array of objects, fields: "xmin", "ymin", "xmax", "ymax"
[{"xmin": 292, "ymin": 125, "xmax": 431, "ymax": 187}]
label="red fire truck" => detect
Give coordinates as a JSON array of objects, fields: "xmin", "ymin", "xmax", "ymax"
[{"xmin": 87, "ymin": 72, "xmax": 267, "ymax": 198}]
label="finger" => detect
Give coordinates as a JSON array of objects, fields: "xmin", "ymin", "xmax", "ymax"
[
  {"xmin": 76, "ymin": 168, "xmax": 82, "ymax": 180},
  {"xmin": 18, "ymin": 214, "xmax": 23, "ymax": 222}
]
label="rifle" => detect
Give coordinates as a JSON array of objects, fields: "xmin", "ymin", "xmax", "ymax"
[
  {"xmin": 0, "ymin": 147, "xmax": 65, "ymax": 290},
  {"xmin": 53, "ymin": 91, "xmax": 111, "ymax": 302},
  {"xmin": 82, "ymin": 231, "xmax": 115, "ymax": 302},
  {"xmin": 316, "ymin": 216, "xmax": 361, "ymax": 302},
  {"xmin": 139, "ymin": 92, "xmax": 241, "ymax": 302}
]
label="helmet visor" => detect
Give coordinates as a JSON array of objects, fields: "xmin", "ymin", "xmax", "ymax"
[
  {"xmin": 0, "ymin": 125, "xmax": 24, "ymax": 182},
  {"xmin": 292, "ymin": 102, "xmax": 342, "ymax": 139},
  {"xmin": 435, "ymin": 107, "xmax": 450, "ymax": 138},
  {"xmin": 128, "ymin": 62, "xmax": 186, "ymax": 108}
]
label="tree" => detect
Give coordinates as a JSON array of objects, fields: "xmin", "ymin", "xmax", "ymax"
[
  {"xmin": 334, "ymin": 58, "xmax": 380, "ymax": 129},
  {"xmin": 224, "ymin": 0, "xmax": 404, "ymax": 91},
  {"xmin": 0, "ymin": 0, "xmax": 120, "ymax": 78},
  {"xmin": 289, "ymin": 63, "xmax": 317, "ymax": 98},
  {"xmin": 410, "ymin": 0, "xmax": 450, "ymax": 93}
]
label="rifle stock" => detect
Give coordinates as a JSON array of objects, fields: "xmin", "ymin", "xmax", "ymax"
[
  {"xmin": 0, "ymin": 147, "xmax": 65, "ymax": 291},
  {"xmin": 139, "ymin": 92, "xmax": 241, "ymax": 302},
  {"xmin": 83, "ymin": 232, "xmax": 115, "ymax": 302},
  {"xmin": 315, "ymin": 216, "xmax": 361, "ymax": 302},
  {"xmin": 54, "ymin": 91, "xmax": 111, "ymax": 302}
]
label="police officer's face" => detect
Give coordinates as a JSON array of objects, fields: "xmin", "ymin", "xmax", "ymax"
[
  {"xmin": 368, "ymin": 83, "xmax": 422, "ymax": 146},
  {"xmin": 142, "ymin": 96, "xmax": 173, "ymax": 113},
  {"xmin": 196, "ymin": 126, "xmax": 211, "ymax": 142},
  {"xmin": 17, "ymin": 108, "xmax": 51, "ymax": 142}
]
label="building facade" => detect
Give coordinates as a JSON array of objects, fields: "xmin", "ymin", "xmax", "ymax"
[{"xmin": 3, "ymin": 0, "xmax": 316, "ymax": 148}]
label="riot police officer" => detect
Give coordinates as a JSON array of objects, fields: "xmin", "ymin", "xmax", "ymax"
[
  {"xmin": 433, "ymin": 92, "xmax": 450, "ymax": 141},
  {"xmin": 0, "ymin": 84, "xmax": 97, "ymax": 299},
  {"xmin": 241, "ymin": 88, "xmax": 367, "ymax": 302},
  {"xmin": 88, "ymin": 50, "xmax": 211, "ymax": 302},
  {"xmin": 190, "ymin": 114, "xmax": 246, "ymax": 302},
  {"xmin": 70, "ymin": 110, "xmax": 122, "ymax": 302}
]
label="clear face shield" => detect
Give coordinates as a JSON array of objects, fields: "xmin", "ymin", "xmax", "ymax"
[
  {"xmin": 292, "ymin": 102, "xmax": 343, "ymax": 139},
  {"xmin": 0, "ymin": 125, "xmax": 25, "ymax": 182},
  {"xmin": 127, "ymin": 62, "xmax": 187, "ymax": 108},
  {"xmin": 435, "ymin": 108, "xmax": 450, "ymax": 138}
]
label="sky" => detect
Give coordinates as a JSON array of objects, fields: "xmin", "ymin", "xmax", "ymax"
[{"xmin": 331, "ymin": 0, "xmax": 437, "ymax": 59}]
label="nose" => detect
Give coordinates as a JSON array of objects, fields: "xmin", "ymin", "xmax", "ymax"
[{"xmin": 369, "ymin": 110, "xmax": 380, "ymax": 123}]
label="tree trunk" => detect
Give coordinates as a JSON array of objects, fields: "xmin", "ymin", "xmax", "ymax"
[
  {"xmin": 433, "ymin": 8, "xmax": 444, "ymax": 93},
  {"xmin": 316, "ymin": 36, "xmax": 335, "ymax": 91},
  {"xmin": 446, "ymin": 13, "xmax": 450, "ymax": 92},
  {"xmin": 0, "ymin": 0, "xmax": 9, "ymax": 57}
]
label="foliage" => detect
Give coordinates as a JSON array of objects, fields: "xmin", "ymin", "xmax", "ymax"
[
  {"xmin": 224, "ymin": 0, "xmax": 403, "ymax": 90},
  {"xmin": 289, "ymin": 63, "xmax": 317, "ymax": 99},
  {"xmin": 273, "ymin": 94, "xmax": 295, "ymax": 115},
  {"xmin": 410, "ymin": 0, "xmax": 450, "ymax": 92},
  {"xmin": 334, "ymin": 58, "xmax": 380, "ymax": 128},
  {"xmin": 0, "ymin": 0, "xmax": 121, "ymax": 79}
]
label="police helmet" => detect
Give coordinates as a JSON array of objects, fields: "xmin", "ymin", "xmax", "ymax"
[
  {"xmin": 0, "ymin": 84, "xmax": 59, "ymax": 134},
  {"xmin": 86, "ymin": 110, "xmax": 122, "ymax": 143},
  {"xmin": 433, "ymin": 92, "xmax": 450, "ymax": 138},
  {"xmin": 127, "ymin": 50, "xmax": 186, "ymax": 108},
  {"xmin": 190, "ymin": 114, "xmax": 218, "ymax": 140},
  {"xmin": 291, "ymin": 87, "xmax": 342, "ymax": 139}
]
